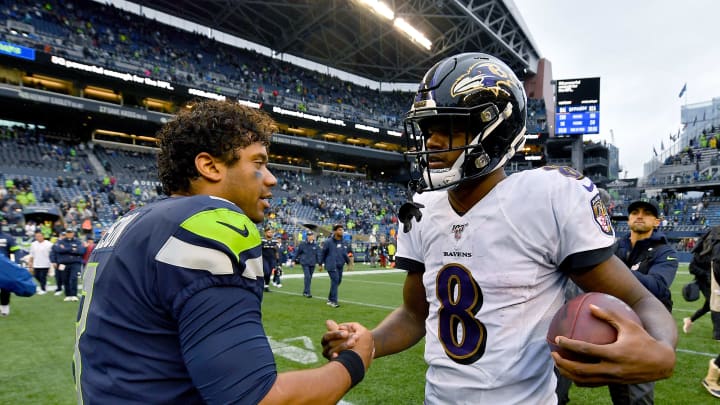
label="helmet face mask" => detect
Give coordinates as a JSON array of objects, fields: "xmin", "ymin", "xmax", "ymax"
[{"xmin": 403, "ymin": 53, "xmax": 528, "ymax": 193}]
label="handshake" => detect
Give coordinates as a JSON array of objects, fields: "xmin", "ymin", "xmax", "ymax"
[{"xmin": 321, "ymin": 320, "xmax": 375, "ymax": 386}]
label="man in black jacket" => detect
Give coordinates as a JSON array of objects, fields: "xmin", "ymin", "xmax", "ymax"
[
  {"xmin": 613, "ymin": 198, "xmax": 678, "ymax": 404},
  {"xmin": 295, "ymin": 231, "xmax": 320, "ymax": 298},
  {"xmin": 53, "ymin": 229, "xmax": 86, "ymax": 302},
  {"xmin": 703, "ymin": 228, "xmax": 720, "ymax": 398},
  {"xmin": 683, "ymin": 227, "xmax": 718, "ymax": 334},
  {"xmin": 261, "ymin": 228, "xmax": 278, "ymax": 293}
]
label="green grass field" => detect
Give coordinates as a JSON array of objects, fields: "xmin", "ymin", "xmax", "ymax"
[{"xmin": 0, "ymin": 263, "xmax": 717, "ymax": 404}]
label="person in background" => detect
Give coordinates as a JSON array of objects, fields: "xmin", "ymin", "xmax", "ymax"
[
  {"xmin": 295, "ymin": 230, "xmax": 320, "ymax": 298},
  {"xmin": 50, "ymin": 240, "xmax": 64, "ymax": 297},
  {"xmin": 608, "ymin": 198, "xmax": 678, "ymax": 403},
  {"xmin": 53, "ymin": 229, "xmax": 86, "ymax": 302},
  {"xmin": 683, "ymin": 227, "xmax": 718, "ymax": 334},
  {"xmin": 83, "ymin": 236, "xmax": 95, "ymax": 272},
  {"xmin": 368, "ymin": 234, "xmax": 378, "ymax": 267},
  {"xmin": 347, "ymin": 247, "xmax": 354, "ymax": 271},
  {"xmin": 321, "ymin": 52, "xmax": 676, "ymax": 403},
  {"xmin": 387, "ymin": 240, "xmax": 396, "ymax": 268},
  {"xmin": 702, "ymin": 230, "xmax": 720, "ymax": 398},
  {"xmin": 320, "ymin": 224, "xmax": 350, "ymax": 308},
  {"xmin": 273, "ymin": 237, "xmax": 286, "ymax": 287},
  {"xmin": 28, "ymin": 230, "xmax": 54, "ymax": 295},
  {"xmin": 74, "ymin": 100, "xmax": 374, "ymax": 403},
  {"xmin": 273, "ymin": 239, "xmax": 284, "ymax": 289},
  {"xmin": 261, "ymin": 228, "xmax": 278, "ymax": 292}
]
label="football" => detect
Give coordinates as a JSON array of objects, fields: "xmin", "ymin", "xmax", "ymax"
[{"xmin": 546, "ymin": 292, "xmax": 642, "ymax": 363}]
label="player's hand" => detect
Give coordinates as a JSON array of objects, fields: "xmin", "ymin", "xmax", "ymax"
[
  {"xmin": 322, "ymin": 320, "xmax": 352, "ymax": 360},
  {"xmin": 342, "ymin": 322, "xmax": 374, "ymax": 370},
  {"xmin": 552, "ymin": 304, "xmax": 675, "ymax": 386},
  {"xmin": 322, "ymin": 320, "xmax": 374, "ymax": 369}
]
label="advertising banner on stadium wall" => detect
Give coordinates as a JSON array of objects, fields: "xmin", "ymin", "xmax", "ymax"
[{"xmin": 0, "ymin": 83, "xmax": 172, "ymax": 125}]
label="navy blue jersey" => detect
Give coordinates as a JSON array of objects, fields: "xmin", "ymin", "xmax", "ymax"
[
  {"xmin": 0, "ymin": 231, "xmax": 19, "ymax": 258},
  {"xmin": 75, "ymin": 195, "xmax": 276, "ymax": 404}
]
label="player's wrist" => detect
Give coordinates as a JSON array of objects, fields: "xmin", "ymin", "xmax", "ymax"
[{"xmin": 331, "ymin": 350, "xmax": 365, "ymax": 387}]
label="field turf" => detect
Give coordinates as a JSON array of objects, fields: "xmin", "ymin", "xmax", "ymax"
[{"xmin": 0, "ymin": 263, "xmax": 716, "ymax": 404}]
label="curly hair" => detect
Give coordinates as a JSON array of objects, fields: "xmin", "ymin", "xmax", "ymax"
[{"xmin": 157, "ymin": 100, "xmax": 277, "ymax": 195}]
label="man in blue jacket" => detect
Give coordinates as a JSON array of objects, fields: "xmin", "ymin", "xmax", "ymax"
[
  {"xmin": 295, "ymin": 231, "xmax": 320, "ymax": 298},
  {"xmin": 613, "ymin": 198, "xmax": 678, "ymax": 404},
  {"xmin": 53, "ymin": 229, "xmax": 86, "ymax": 302},
  {"xmin": 320, "ymin": 225, "xmax": 350, "ymax": 308}
]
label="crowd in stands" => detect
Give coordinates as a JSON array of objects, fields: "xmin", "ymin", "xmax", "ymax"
[
  {"xmin": 1, "ymin": 129, "xmax": 408, "ymax": 253},
  {"xmin": 0, "ymin": 0, "xmax": 412, "ymax": 128},
  {"xmin": 0, "ymin": 126, "xmax": 92, "ymax": 174},
  {"xmin": 255, "ymin": 170, "xmax": 406, "ymax": 244},
  {"xmin": 692, "ymin": 128, "xmax": 720, "ymax": 150},
  {"xmin": 0, "ymin": 0, "xmax": 551, "ymax": 134},
  {"xmin": 4, "ymin": 126, "xmax": 720, "ymax": 261},
  {"xmin": 526, "ymin": 98, "xmax": 548, "ymax": 133},
  {"xmin": 649, "ymin": 127, "xmax": 720, "ymax": 186},
  {"xmin": 93, "ymin": 144, "xmax": 159, "ymax": 182},
  {"xmin": 608, "ymin": 191, "xmax": 714, "ymax": 246}
]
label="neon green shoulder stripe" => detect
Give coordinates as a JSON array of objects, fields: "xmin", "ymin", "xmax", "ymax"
[{"xmin": 180, "ymin": 208, "xmax": 261, "ymax": 258}]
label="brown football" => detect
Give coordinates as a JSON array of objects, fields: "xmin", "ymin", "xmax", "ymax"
[{"xmin": 546, "ymin": 292, "xmax": 642, "ymax": 363}]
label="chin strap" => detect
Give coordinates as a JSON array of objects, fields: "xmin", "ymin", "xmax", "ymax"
[{"xmin": 398, "ymin": 201, "xmax": 425, "ymax": 233}]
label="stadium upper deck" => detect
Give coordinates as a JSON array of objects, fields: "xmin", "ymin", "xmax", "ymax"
[{"xmin": 0, "ymin": 0, "xmax": 551, "ymax": 180}]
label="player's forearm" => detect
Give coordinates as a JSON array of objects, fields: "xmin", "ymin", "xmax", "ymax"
[
  {"xmin": 633, "ymin": 295, "xmax": 678, "ymax": 350},
  {"xmin": 261, "ymin": 361, "xmax": 355, "ymax": 405},
  {"xmin": 371, "ymin": 307, "xmax": 425, "ymax": 358}
]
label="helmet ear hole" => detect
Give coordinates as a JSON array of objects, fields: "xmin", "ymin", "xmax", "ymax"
[
  {"xmin": 474, "ymin": 154, "xmax": 491, "ymax": 169},
  {"xmin": 479, "ymin": 105, "xmax": 499, "ymax": 124}
]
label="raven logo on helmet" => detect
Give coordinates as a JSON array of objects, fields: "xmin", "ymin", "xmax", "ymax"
[{"xmin": 451, "ymin": 61, "xmax": 515, "ymax": 99}]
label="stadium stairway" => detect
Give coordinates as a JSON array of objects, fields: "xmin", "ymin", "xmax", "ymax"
[{"xmin": 86, "ymin": 150, "xmax": 107, "ymax": 178}]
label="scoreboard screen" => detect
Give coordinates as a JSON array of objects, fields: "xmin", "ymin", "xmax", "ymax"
[{"xmin": 555, "ymin": 77, "xmax": 600, "ymax": 135}]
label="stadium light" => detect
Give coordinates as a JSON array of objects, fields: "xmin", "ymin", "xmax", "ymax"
[
  {"xmin": 394, "ymin": 18, "xmax": 432, "ymax": 50},
  {"xmin": 355, "ymin": 0, "xmax": 432, "ymax": 51},
  {"xmin": 357, "ymin": 0, "xmax": 394, "ymax": 20}
]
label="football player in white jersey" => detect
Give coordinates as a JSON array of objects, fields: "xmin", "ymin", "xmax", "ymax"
[{"xmin": 322, "ymin": 52, "xmax": 677, "ymax": 404}]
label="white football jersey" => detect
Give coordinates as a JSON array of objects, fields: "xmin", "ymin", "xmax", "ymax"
[{"xmin": 396, "ymin": 166, "xmax": 615, "ymax": 404}]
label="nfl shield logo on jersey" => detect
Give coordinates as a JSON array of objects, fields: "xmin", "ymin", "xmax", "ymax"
[{"xmin": 451, "ymin": 223, "xmax": 468, "ymax": 240}]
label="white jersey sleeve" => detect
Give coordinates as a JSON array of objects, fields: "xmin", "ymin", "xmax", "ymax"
[{"xmin": 539, "ymin": 166, "xmax": 616, "ymax": 271}]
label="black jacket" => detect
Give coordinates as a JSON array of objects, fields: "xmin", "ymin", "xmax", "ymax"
[
  {"xmin": 615, "ymin": 230, "xmax": 678, "ymax": 312},
  {"xmin": 53, "ymin": 237, "xmax": 86, "ymax": 265},
  {"xmin": 320, "ymin": 237, "xmax": 350, "ymax": 270},
  {"xmin": 261, "ymin": 238, "xmax": 278, "ymax": 270}
]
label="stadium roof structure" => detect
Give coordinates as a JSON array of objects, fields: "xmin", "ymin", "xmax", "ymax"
[{"xmin": 138, "ymin": 0, "xmax": 542, "ymax": 83}]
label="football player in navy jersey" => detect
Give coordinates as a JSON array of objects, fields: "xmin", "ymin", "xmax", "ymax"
[
  {"xmin": 75, "ymin": 100, "xmax": 374, "ymax": 404},
  {"xmin": 322, "ymin": 53, "xmax": 676, "ymax": 404}
]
